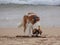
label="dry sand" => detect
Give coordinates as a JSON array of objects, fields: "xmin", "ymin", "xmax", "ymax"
[
  {"xmin": 0, "ymin": 36, "xmax": 60, "ymax": 45},
  {"xmin": 0, "ymin": 27, "xmax": 60, "ymax": 45}
]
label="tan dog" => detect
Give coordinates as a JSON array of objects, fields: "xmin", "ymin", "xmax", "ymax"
[{"xmin": 18, "ymin": 12, "xmax": 40, "ymax": 36}]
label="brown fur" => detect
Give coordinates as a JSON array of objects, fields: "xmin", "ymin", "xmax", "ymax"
[
  {"xmin": 23, "ymin": 15, "xmax": 40, "ymax": 32},
  {"xmin": 23, "ymin": 15, "xmax": 28, "ymax": 32}
]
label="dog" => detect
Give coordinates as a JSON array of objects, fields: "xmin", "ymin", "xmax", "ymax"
[{"xmin": 18, "ymin": 12, "xmax": 41, "ymax": 37}]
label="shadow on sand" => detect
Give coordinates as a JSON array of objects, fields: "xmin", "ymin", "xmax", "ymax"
[
  {"xmin": 16, "ymin": 35, "xmax": 46, "ymax": 38},
  {"xmin": 0, "ymin": 35, "xmax": 46, "ymax": 39}
]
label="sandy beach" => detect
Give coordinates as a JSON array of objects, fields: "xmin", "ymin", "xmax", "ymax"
[
  {"xmin": 0, "ymin": 36, "xmax": 60, "ymax": 45},
  {"xmin": 0, "ymin": 27, "xmax": 60, "ymax": 45},
  {"xmin": 0, "ymin": 4, "xmax": 60, "ymax": 45},
  {"xmin": 0, "ymin": 27, "xmax": 60, "ymax": 37}
]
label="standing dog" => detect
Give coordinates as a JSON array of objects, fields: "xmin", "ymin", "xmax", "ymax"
[{"xmin": 18, "ymin": 12, "xmax": 42, "ymax": 36}]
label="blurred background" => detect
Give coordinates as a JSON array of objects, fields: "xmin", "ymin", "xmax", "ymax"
[{"xmin": 0, "ymin": 5, "xmax": 60, "ymax": 27}]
